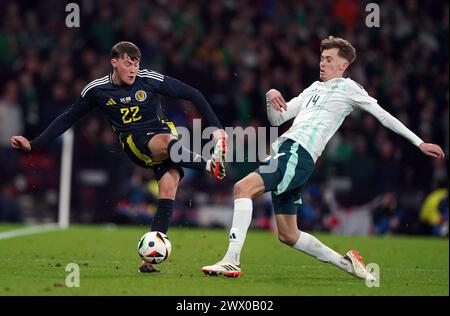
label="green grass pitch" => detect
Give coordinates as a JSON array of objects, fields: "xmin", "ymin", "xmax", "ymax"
[{"xmin": 0, "ymin": 225, "xmax": 447, "ymax": 296}]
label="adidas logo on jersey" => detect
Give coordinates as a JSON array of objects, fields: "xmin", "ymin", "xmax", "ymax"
[{"xmin": 106, "ymin": 98, "xmax": 116, "ymax": 106}]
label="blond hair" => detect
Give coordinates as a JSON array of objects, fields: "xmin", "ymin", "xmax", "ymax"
[{"xmin": 320, "ymin": 36, "xmax": 356, "ymax": 64}]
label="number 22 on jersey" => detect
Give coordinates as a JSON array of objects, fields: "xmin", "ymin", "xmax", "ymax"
[{"xmin": 120, "ymin": 106, "xmax": 142, "ymax": 124}]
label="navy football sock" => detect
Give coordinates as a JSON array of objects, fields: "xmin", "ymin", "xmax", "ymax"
[{"xmin": 151, "ymin": 199, "xmax": 174, "ymax": 234}]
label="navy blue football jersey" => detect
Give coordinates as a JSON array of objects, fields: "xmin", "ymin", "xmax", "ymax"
[
  {"xmin": 30, "ymin": 69, "xmax": 222, "ymax": 147},
  {"xmin": 80, "ymin": 69, "xmax": 170, "ymax": 133}
]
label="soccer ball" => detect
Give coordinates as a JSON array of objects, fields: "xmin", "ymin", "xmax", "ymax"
[{"xmin": 137, "ymin": 231, "xmax": 172, "ymax": 264}]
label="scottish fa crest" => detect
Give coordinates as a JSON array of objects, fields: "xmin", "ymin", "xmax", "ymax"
[{"xmin": 135, "ymin": 90, "xmax": 147, "ymax": 102}]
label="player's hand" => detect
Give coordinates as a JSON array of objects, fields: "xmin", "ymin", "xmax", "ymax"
[
  {"xmin": 212, "ymin": 129, "xmax": 228, "ymax": 141},
  {"xmin": 267, "ymin": 89, "xmax": 287, "ymax": 112},
  {"xmin": 11, "ymin": 136, "xmax": 31, "ymax": 152},
  {"xmin": 419, "ymin": 143, "xmax": 445, "ymax": 159}
]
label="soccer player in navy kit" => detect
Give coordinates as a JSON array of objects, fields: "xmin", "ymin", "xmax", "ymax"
[{"xmin": 11, "ymin": 41, "xmax": 228, "ymax": 273}]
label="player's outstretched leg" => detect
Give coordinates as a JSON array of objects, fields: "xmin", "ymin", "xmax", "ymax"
[
  {"xmin": 277, "ymin": 215, "xmax": 375, "ymax": 281},
  {"xmin": 294, "ymin": 232, "xmax": 374, "ymax": 280}
]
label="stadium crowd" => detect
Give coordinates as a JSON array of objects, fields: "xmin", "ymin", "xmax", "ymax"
[{"xmin": 0, "ymin": 0, "xmax": 448, "ymax": 236}]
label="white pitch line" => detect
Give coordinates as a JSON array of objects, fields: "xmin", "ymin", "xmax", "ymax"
[{"xmin": 0, "ymin": 223, "xmax": 62, "ymax": 240}]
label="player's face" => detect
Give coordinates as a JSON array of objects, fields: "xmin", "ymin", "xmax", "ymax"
[
  {"xmin": 111, "ymin": 54, "xmax": 140, "ymax": 85},
  {"xmin": 320, "ymin": 48, "xmax": 348, "ymax": 81}
]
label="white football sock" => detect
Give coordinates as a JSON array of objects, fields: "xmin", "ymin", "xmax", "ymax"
[
  {"xmin": 293, "ymin": 231, "xmax": 353, "ymax": 274},
  {"xmin": 223, "ymin": 198, "xmax": 253, "ymax": 264}
]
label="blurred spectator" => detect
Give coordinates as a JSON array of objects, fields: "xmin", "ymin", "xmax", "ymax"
[
  {"xmin": 420, "ymin": 186, "xmax": 449, "ymax": 237},
  {"xmin": 323, "ymin": 188, "xmax": 405, "ymax": 236},
  {"xmin": 371, "ymin": 193, "xmax": 405, "ymax": 235},
  {"xmin": 345, "ymin": 134, "xmax": 377, "ymax": 204},
  {"xmin": 375, "ymin": 138, "xmax": 401, "ymax": 193},
  {"xmin": 0, "ymin": 183, "xmax": 23, "ymax": 223},
  {"xmin": 0, "ymin": 81, "xmax": 23, "ymax": 145},
  {"xmin": 0, "ymin": 80, "xmax": 23, "ymax": 183},
  {"xmin": 41, "ymin": 83, "xmax": 70, "ymax": 127}
]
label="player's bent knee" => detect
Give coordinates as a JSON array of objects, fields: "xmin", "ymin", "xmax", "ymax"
[
  {"xmin": 233, "ymin": 182, "xmax": 243, "ymax": 196},
  {"xmin": 234, "ymin": 173, "xmax": 265, "ymax": 199},
  {"xmin": 148, "ymin": 134, "xmax": 176, "ymax": 160},
  {"xmin": 278, "ymin": 232, "xmax": 297, "ymax": 246},
  {"xmin": 234, "ymin": 181, "xmax": 252, "ymax": 199},
  {"xmin": 161, "ymin": 134, "xmax": 177, "ymax": 148}
]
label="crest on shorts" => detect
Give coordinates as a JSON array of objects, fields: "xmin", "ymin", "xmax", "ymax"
[{"xmin": 135, "ymin": 90, "xmax": 147, "ymax": 102}]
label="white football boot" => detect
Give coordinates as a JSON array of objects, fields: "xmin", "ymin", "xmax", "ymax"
[
  {"xmin": 209, "ymin": 137, "xmax": 227, "ymax": 180},
  {"xmin": 202, "ymin": 261, "xmax": 241, "ymax": 277},
  {"xmin": 344, "ymin": 250, "xmax": 376, "ymax": 281}
]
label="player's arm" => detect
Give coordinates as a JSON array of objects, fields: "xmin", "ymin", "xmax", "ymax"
[
  {"xmin": 266, "ymin": 89, "xmax": 303, "ymax": 126},
  {"xmin": 11, "ymin": 93, "xmax": 95, "ymax": 152},
  {"xmin": 157, "ymin": 76, "xmax": 226, "ymax": 140},
  {"xmin": 351, "ymin": 85, "xmax": 445, "ymax": 159}
]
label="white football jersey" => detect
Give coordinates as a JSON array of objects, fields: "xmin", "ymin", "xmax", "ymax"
[{"xmin": 267, "ymin": 77, "xmax": 423, "ymax": 162}]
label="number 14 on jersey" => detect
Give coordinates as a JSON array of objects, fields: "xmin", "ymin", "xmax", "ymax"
[{"xmin": 305, "ymin": 94, "xmax": 320, "ymax": 108}]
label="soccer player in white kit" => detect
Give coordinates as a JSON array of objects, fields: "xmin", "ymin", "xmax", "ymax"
[{"xmin": 202, "ymin": 36, "xmax": 445, "ymax": 280}]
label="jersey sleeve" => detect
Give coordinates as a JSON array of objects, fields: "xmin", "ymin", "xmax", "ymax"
[
  {"xmin": 30, "ymin": 89, "xmax": 97, "ymax": 148},
  {"xmin": 156, "ymin": 75, "xmax": 223, "ymax": 129},
  {"xmin": 266, "ymin": 92, "xmax": 303, "ymax": 126},
  {"xmin": 347, "ymin": 80, "xmax": 423, "ymax": 147}
]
